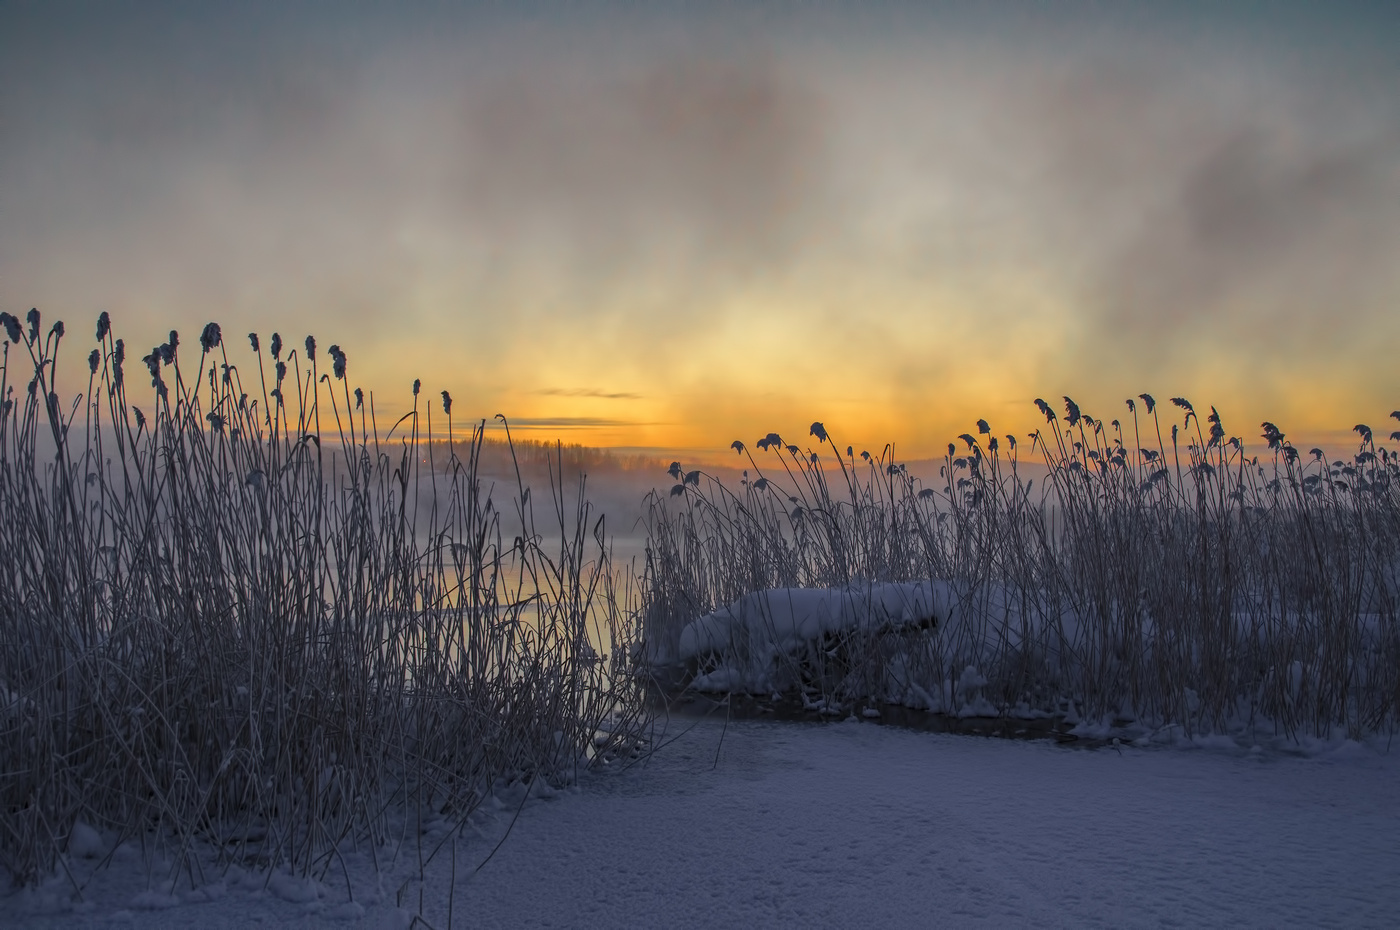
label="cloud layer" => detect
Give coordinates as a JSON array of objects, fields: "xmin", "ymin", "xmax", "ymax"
[{"xmin": 3, "ymin": 4, "xmax": 1398, "ymax": 453}]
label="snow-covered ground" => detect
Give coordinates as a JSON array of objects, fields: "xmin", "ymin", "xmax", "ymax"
[{"xmin": 5, "ymin": 718, "xmax": 1397, "ymax": 929}]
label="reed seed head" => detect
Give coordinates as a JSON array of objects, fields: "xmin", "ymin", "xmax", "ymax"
[
  {"xmin": 810, "ymin": 421, "xmax": 827, "ymax": 442},
  {"xmin": 270, "ymin": 333, "xmax": 282, "ymax": 358},
  {"xmin": 248, "ymin": 332, "xmax": 259, "ymax": 352},
  {"xmin": 328, "ymin": 344, "xmax": 346, "ymax": 380},
  {"xmin": 441, "ymin": 389, "xmax": 451, "ymax": 414},
  {"xmin": 96, "ymin": 311, "xmax": 110, "ymax": 341},
  {"xmin": 0, "ymin": 312, "xmax": 19, "ymax": 344},
  {"xmin": 1063, "ymin": 396, "xmax": 1081, "ymax": 426},
  {"xmin": 88, "ymin": 350, "xmax": 99, "ymax": 374},
  {"xmin": 305, "ymin": 335, "xmax": 316, "ymax": 360},
  {"xmin": 199, "ymin": 322, "xmax": 222, "ymax": 352},
  {"xmin": 26, "ymin": 308, "xmax": 40, "ymax": 342}
]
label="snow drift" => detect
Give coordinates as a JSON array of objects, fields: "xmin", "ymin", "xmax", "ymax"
[{"xmin": 677, "ymin": 582, "xmax": 945, "ymax": 693}]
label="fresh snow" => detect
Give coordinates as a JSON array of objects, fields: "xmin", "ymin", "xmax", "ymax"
[
  {"xmin": 672, "ymin": 582, "xmax": 1054, "ymax": 704},
  {"xmin": 678, "ymin": 582, "xmax": 946, "ymax": 692},
  {"xmin": 680, "ymin": 583, "xmax": 945, "ymax": 660},
  {"xmin": 5, "ymin": 718, "xmax": 1398, "ymax": 929}
]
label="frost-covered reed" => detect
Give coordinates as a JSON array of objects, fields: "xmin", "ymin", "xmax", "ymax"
[
  {"xmin": 643, "ymin": 400, "xmax": 1400, "ymax": 741},
  {"xmin": 0, "ymin": 310, "xmax": 648, "ymax": 890}
]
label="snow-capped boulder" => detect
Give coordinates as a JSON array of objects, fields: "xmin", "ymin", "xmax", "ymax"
[{"xmin": 678, "ymin": 582, "xmax": 950, "ymax": 693}]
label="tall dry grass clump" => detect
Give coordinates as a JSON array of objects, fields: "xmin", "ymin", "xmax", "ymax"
[
  {"xmin": 643, "ymin": 400, "xmax": 1400, "ymax": 741},
  {"xmin": 0, "ymin": 310, "xmax": 647, "ymax": 890}
]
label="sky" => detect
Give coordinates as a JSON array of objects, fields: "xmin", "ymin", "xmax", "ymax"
[{"xmin": 3, "ymin": 2, "xmax": 1399, "ymax": 460}]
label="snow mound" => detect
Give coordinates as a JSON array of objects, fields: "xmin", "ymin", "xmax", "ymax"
[
  {"xmin": 679, "ymin": 582, "xmax": 947, "ymax": 692},
  {"xmin": 680, "ymin": 582, "xmax": 947, "ymax": 661},
  {"xmin": 266, "ymin": 871, "xmax": 326, "ymax": 905},
  {"xmin": 66, "ymin": 821, "xmax": 105, "ymax": 859}
]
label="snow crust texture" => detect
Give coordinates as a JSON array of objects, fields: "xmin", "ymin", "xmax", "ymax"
[{"xmin": 6, "ymin": 719, "xmax": 1397, "ymax": 929}]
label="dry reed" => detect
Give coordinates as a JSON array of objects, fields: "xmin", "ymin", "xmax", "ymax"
[
  {"xmin": 642, "ymin": 400, "xmax": 1400, "ymax": 741},
  {"xmin": 0, "ymin": 310, "xmax": 649, "ymax": 893}
]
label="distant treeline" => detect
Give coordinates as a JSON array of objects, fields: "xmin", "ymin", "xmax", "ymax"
[{"xmin": 426, "ymin": 435, "xmax": 671, "ymax": 479}]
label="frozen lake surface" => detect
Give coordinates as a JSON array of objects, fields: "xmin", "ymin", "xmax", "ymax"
[{"xmin": 7, "ymin": 718, "xmax": 1398, "ymax": 928}]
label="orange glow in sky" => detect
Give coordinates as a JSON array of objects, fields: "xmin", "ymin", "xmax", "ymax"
[{"xmin": 3, "ymin": 5, "xmax": 1398, "ymax": 462}]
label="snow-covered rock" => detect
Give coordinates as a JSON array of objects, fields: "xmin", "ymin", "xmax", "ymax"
[
  {"xmin": 680, "ymin": 582, "xmax": 948, "ymax": 661},
  {"xmin": 679, "ymin": 582, "xmax": 948, "ymax": 692}
]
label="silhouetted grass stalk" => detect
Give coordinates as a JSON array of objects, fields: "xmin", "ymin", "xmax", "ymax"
[
  {"xmin": 643, "ymin": 400, "xmax": 1400, "ymax": 742},
  {"xmin": 0, "ymin": 310, "xmax": 648, "ymax": 891}
]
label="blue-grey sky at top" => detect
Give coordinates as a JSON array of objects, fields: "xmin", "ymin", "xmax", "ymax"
[{"xmin": 3, "ymin": 1, "xmax": 1398, "ymax": 454}]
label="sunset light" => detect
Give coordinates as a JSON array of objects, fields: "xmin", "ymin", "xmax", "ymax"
[
  {"xmin": 5, "ymin": 3, "xmax": 1397, "ymax": 460},
  {"xmin": 6, "ymin": 5, "xmax": 1400, "ymax": 924}
]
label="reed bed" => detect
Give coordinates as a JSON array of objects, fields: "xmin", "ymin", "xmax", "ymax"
[
  {"xmin": 0, "ymin": 310, "xmax": 648, "ymax": 891},
  {"xmin": 643, "ymin": 400, "xmax": 1400, "ymax": 742}
]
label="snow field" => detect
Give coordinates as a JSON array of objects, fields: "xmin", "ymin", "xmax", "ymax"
[{"xmin": 8, "ymin": 717, "xmax": 1397, "ymax": 929}]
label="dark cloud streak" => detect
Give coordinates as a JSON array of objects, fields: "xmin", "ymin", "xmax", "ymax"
[
  {"xmin": 1101, "ymin": 123, "xmax": 1400, "ymax": 333},
  {"xmin": 537, "ymin": 388, "xmax": 643, "ymax": 400},
  {"xmin": 446, "ymin": 45, "xmax": 828, "ymax": 277},
  {"xmin": 974, "ymin": 47, "xmax": 1400, "ymax": 362},
  {"xmin": 483, "ymin": 417, "xmax": 656, "ymax": 430}
]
